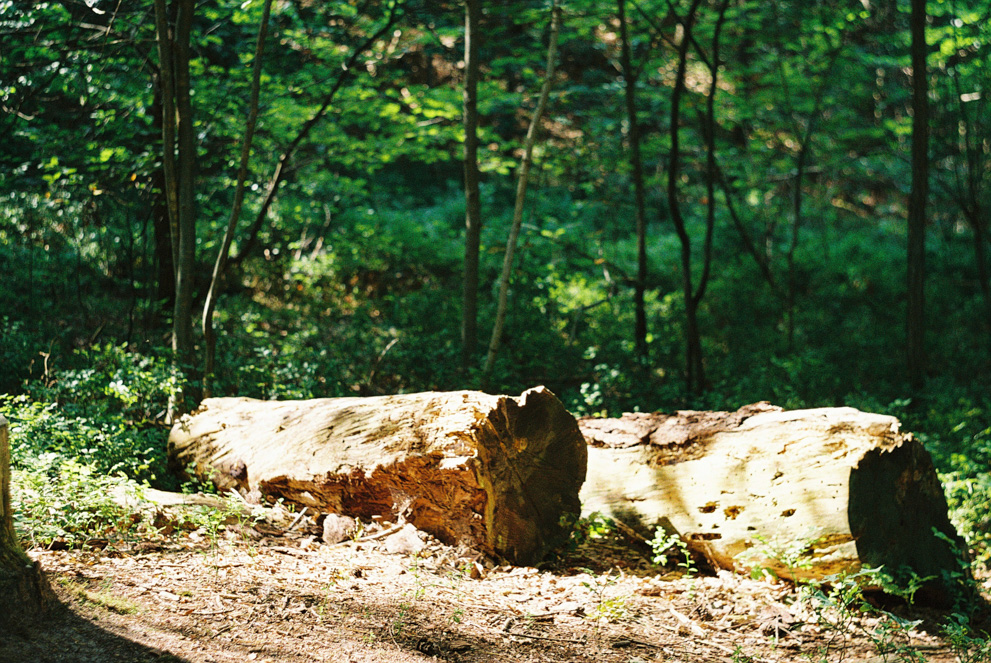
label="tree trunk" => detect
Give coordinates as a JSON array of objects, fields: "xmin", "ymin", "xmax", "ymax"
[
  {"xmin": 0, "ymin": 416, "xmax": 54, "ymax": 632},
  {"xmin": 484, "ymin": 0, "xmax": 561, "ymax": 376},
  {"xmin": 667, "ymin": 0, "xmax": 706, "ymax": 394},
  {"xmin": 579, "ymin": 404, "xmax": 964, "ymax": 600},
  {"xmin": 151, "ymin": 166, "xmax": 176, "ymax": 306},
  {"xmin": 907, "ymin": 0, "xmax": 929, "ymax": 391},
  {"xmin": 148, "ymin": 85, "xmax": 175, "ymax": 307},
  {"xmin": 462, "ymin": 0, "xmax": 483, "ymax": 374},
  {"xmin": 168, "ymin": 387, "xmax": 586, "ymax": 565},
  {"xmin": 202, "ymin": 0, "xmax": 273, "ymax": 398},
  {"xmin": 776, "ymin": 34, "xmax": 843, "ymax": 352},
  {"xmin": 785, "ymin": 142, "xmax": 808, "ymax": 351},
  {"xmin": 617, "ymin": 0, "xmax": 650, "ymax": 365},
  {"xmin": 691, "ymin": 0, "xmax": 728, "ymax": 334},
  {"xmin": 152, "ymin": 0, "xmax": 180, "ymax": 283},
  {"xmin": 172, "ymin": 0, "xmax": 197, "ymax": 373},
  {"xmin": 155, "ymin": 0, "xmax": 197, "ymax": 417},
  {"xmin": 969, "ymin": 207, "xmax": 991, "ymax": 331}
]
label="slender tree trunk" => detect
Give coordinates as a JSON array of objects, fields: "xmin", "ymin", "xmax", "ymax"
[
  {"xmin": 149, "ymin": 86, "xmax": 176, "ymax": 307},
  {"xmin": 950, "ymin": 68, "xmax": 991, "ymax": 332},
  {"xmin": 617, "ymin": 0, "xmax": 650, "ymax": 365},
  {"xmin": 484, "ymin": 0, "xmax": 561, "ymax": 376},
  {"xmin": 666, "ymin": 0, "xmax": 705, "ymax": 394},
  {"xmin": 775, "ymin": 35, "xmax": 842, "ymax": 353},
  {"xmin": 786, "ymin": 143, "xmax": 808, "ymax": 351},
  {"xmin": 152, "ymin": 0, "xmax": 179, "ymax": 280},
  {"xmin": 155, "ymin": 0, "xmax": 196, "ymax": 417},
  {"xmin": 714, "ymin": 163, "xmax": 777, "ymax": 290},
  {"xmin": 202, "ymin": 0, "xmax": 273, "ymax": 398},
  {"xmin": 969, "ymin": 209, "xmax": 991, "ymax": 330},
  {"xmin": 151, "ymin": 166, "xmax": 175, "ymax": 305},
  {"xmin": 462, "ymin": 0, "xmax": 482, "ymax": 373},
  {"xmin": 172, "ymin": 0, "xmax": 197, "ymax": 407},
  {"xmin": 694, "ymin": 0, "xmax": 729, "ymax": 311},
  {"xmin": 907, "ymin": 0, "xmax": 929, "ymax": 391}
]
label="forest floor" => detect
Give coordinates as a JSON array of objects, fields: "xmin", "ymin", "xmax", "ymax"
[{"xmin": 0, "ymin": 506, "xmax": 984, "ymax": 663}]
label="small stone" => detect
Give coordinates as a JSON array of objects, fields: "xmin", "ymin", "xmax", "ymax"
[
  {"xmin": 322, "ymin": 514, "xmax": 358, "ymax": 544},
  {"xmin": 384, "ymin": 523, "xmax": 426, "ymax": 555}
]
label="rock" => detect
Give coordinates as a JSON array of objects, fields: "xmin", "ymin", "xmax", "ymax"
[
  {"xmin": 384, "ymin": 524, "xmax": 426, "ymax": 555},
  {"xmin": 322, "ymin": 514, "xmax": 358, "ymax": 544}
]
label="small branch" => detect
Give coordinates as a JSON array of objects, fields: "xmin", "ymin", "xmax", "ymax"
[
  {"xmin": 355, "ymin": 523, "xmax": 405, "ymax": 542},
  {"xmin": 286, "ymin": 506, "xmax": 309, "ymax": 533},
  {"xmin": 504, "ymin": 629, "xmax": 584, "ymax": 644}
]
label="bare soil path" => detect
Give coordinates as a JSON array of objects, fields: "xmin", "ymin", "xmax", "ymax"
[{"xmin": 0, "ymin": 518, "xmax": 979, "ymax": 663}]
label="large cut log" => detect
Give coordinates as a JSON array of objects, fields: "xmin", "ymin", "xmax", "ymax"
[
  {"xmin": 169, "ymin": 387, "xmax": 586, "ymax": 565},
  {"xmin": 579, "ymin": 403, "xmax": 964, "ymax": 592}
]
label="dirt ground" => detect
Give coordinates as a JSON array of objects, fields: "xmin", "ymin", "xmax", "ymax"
[{"xmin": 0, "ymin": 512, "xmax": 983, "ymax": 663}]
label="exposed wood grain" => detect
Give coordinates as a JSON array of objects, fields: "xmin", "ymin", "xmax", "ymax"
[
  {"xmin": 169, "ymin": 387, "xmax": 586, "ymax": 565},
  {"xmin": 579, "ymin": 404, "xmax": 964, "ymax": 599}
]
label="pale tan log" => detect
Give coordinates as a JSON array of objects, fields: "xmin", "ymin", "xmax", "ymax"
[
  {"xmin": 169, "ymin": 387, "xmax": 586, "ymax": 564},
  {"xmin": 579, "ymin": 404, "xmax": 963, "ymax": 592}
]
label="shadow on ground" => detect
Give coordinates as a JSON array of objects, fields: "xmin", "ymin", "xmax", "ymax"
[{"xmin": 0, "ymin": 598, "xmax": 187, "ymax": 663}]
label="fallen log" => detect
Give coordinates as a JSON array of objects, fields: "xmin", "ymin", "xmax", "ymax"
[
  {"xmin": 579, "ymin": 403, "xmax": 965, "ymax": 593},
  {"xmin": 169, "ymin": 387, "xmax": 586, "ymax": 565}
]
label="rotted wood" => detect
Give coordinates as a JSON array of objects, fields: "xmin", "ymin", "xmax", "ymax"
[
  {"xmin": 169, "ymin": 387, "xmax": 586, "ymax": 565},
  {"xmin": 579, "ymin": 403, "xmax": 964, "ymax": 596}
]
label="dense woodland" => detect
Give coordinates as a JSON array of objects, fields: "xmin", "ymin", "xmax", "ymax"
[{"xmin": 3, "ymin": 0, "xmax": 991, "ymax": 606}]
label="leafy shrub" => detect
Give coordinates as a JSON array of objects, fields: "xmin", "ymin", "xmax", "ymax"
[
  {"xmin": 648, "ymin": 529, "xmax": 697, "ymax": 575},
  {"xmin": 22, "ymin": 342, "xmax": 179, "ymax": 423},
  {"xmin": 0, "ymin": 316, "xmax": 46, "ymax": 394},
  {"xmin": 3, "ymin": 394, "xmax": 171, "ymax": 487},
  {"xmin": 11, "ymin": 453, "xmax": 138, "ymax": 549},
  {"xmin": 942, "ymin": 612, "xmax": 991, "ymax": 663},
  {"xmin": 2, "ymin": 343, "xmax": 179, "ymax": 488},
  {"xmin": 798, "ymin": 568, "xmax": 928, "ymax": 662}
]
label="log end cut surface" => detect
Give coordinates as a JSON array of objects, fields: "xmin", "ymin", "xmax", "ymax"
[
  {"xmin": 849, "ymin": 440, "xmax": 965, "ymax": 598},
  {"xmin": 473, "ymin": 387, "xmax": 587, "ymax": 565}
]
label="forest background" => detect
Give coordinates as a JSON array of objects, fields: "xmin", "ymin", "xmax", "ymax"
[{"xmin": 2, "ymin": 0, "xmax": 991, "ymax": 579}]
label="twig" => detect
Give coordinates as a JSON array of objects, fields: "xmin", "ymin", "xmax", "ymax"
[
  {"xmin": 286, "ymin": 507, "xmax": 309, "ymax": 533},
  {"xmin": 505, "ymin": 630, "xmax": 584, "ymax": 644},
  {"xmin": 269, "ymin": 546, "xmax": 318, "ymax": 557},
  {"xmin": 619, "ymin": 636, "xmax": 660, "ymax": 649},
  {"xmin": 657, "ymin": 612, "xmax": 739, "ymax": 656},
  {"xmin": 612, "ymin": 519, "xmax": 650, "ymax": 544},
  {"xmin": 466, "ymin": 616, "xmax": 596, "ymax": 645},
  {"xmin": 365, "ymin": 337, "xmax": 399, "ymax": 390},
  {"xmin": 355, "ymin": 523, "xmax": 404, "ymax": 542},
  {"xmin": 193, "ymin": 607, "xmax": 235, "ymax": 615}
]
